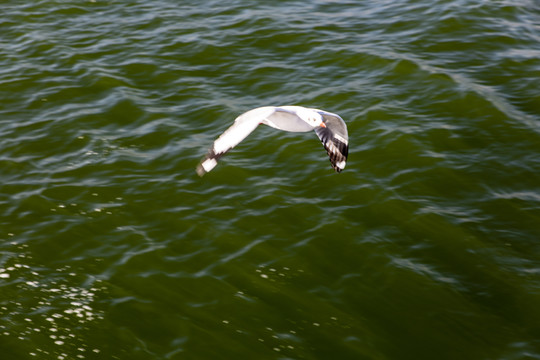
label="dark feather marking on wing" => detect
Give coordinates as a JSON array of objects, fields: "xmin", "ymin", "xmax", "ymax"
[
  {"xmin": 208, "ymin": 148, "xmax": 225, "ymax": 161},
  {"xmin": 315, "ymin": 127, "xmax": 348, "ymax": 172}
]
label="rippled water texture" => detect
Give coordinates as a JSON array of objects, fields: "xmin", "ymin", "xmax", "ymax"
[{"xmin": 1, "ymin": 0, "xmax": 540, "ymax": 359}]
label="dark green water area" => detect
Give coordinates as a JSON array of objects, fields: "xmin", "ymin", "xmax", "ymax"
[{"xmin": 1, "ymin": 1, "xmax": 540, "ymax": 359}]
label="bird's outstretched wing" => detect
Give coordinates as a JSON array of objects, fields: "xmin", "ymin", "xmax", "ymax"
[
  {"xmin": 314, "ymin": 110, "xmax": 349, "ymax": 172},
  {"xmin": 196, "ymin": 107, "xmax": 276, "ymax": 176}
]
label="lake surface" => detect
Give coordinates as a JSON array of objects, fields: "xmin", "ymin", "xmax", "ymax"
[{"xmin": 1, "ymin": 0, "xmax": 540, "ymax": 359}]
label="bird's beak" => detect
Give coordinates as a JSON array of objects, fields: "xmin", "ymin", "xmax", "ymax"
[{"xmin": 320, "ymin": 122, "xmax": 327, "ymax": 128}]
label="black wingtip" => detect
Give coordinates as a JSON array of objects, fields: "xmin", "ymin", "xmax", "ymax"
[
  {"xmin": 196, "ymin": 149, "xmax": 225, "ymax": 176},
  {"xmin": 196, "ymin": 163, "xmax": 207, "ymax": 177}
]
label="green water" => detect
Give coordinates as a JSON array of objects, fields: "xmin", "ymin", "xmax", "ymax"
[{"xmin": 1, "ymin": 0, "xmax": 540, "ymax": 359}]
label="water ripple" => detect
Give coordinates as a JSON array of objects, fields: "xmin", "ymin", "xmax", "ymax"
[{"xmin": 2, "ymin": 0, "xmax": 540, "ymax": 358}]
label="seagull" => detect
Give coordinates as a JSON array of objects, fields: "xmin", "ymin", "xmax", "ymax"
[{"xmin": 196, "ymin": 105, "xmax": 348, "ymax": 176}]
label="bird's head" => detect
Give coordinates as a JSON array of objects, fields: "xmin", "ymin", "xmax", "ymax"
[{"xmin": 304, "ymin": 111, "xmax": 326, "ymax": 128}]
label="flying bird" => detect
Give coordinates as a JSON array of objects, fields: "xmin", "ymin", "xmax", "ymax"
[{"xmin": 196, "ymin": 106, "xmax": 348, "ymax": 176}]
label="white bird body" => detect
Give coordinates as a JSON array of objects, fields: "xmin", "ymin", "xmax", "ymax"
[{"xmin": 196, "ymin": 105, "xmax": 348, "ymax": 176}]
